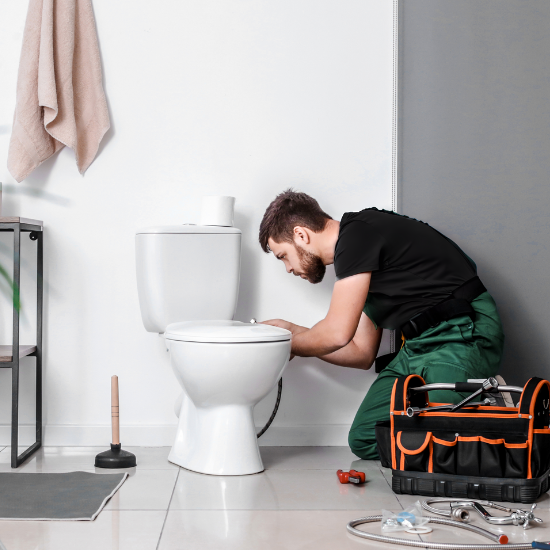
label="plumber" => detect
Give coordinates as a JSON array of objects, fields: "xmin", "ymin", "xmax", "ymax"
[{"xmin": 259, "ymin": 189, "xmax": 504, "ymax": 460}]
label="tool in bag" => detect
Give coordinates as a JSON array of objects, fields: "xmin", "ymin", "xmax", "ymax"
[
  {"xmin": 405, "ymin": 377, "xmax": 500, "ymax": 416},
  {"xmin": 375, "ymin": 375, "xmax": 550, "ymax": 503},
  {"xmin": 337, "ymin": 469, "xmax": 366, "ymax": 484}
]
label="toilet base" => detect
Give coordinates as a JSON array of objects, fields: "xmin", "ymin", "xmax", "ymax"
[{"xmin": 168, "ymin": 400, "xmax": 265, "ymax": 476}]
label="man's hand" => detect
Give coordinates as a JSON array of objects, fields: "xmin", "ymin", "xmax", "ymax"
[
  {"xmin": 261, "ymin": 319, "xmax": 308, "ymax": 360},
  {"xmin": 262, "ymin": 319, "xmax": 307, "ymax": 336}
]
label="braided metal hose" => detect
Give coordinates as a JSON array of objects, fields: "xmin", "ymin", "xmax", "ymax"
[
  {"xmin": 257, "ymin": 378, "xmax": 282, "ymax": 438},
  {"xmin": 347, "ymin": 515, "xmax": 542, "ymax": 549}
]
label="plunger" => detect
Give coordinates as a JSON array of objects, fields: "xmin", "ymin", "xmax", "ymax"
[{"xmin": 95, "ymin": 376, "xmax": 137, "ymax": 468}]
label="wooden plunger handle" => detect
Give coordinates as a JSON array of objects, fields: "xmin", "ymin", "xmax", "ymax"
[{"xmin": 111, "ymin": 375, "xmax": 120, "ymax": 445}]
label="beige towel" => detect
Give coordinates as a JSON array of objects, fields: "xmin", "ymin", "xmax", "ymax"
[{"xmin": 8, "ymin": 0, "xmax": 110, "ymax": 182}]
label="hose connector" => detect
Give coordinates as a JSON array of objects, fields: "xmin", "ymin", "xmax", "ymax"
[{"xmin": 450, "ymin": 506, "xmax": 471, "ymax": 523}]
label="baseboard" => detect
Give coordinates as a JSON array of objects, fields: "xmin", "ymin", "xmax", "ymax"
[
  {"xmin": 0, "ymin": 423, "xmax": 350, "ymax": 447},
  {"xmin": 256, "ymin": 425, "xmax": 350, "ymax": 446}
]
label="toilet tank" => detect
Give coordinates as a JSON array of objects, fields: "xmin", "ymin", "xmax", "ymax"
[{"xmin": 135, "ymin": 225, "xmax": 241, "ymax": 333}]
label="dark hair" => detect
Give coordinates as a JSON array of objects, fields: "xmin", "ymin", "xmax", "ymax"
[{"xmin": 259, "ymin": 189, "xmax": 332, "ymax": 252}]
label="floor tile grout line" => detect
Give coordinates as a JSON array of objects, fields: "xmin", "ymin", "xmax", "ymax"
[
  {"xmin": 377, "ymin": 464, "xmax": 406, "ymax": 510},
  {"xmin": 377, "ymin": 465, "xmax": 431, "ymax": 543},
  {"xmin": 1, "ymin": 465, "xmax": 383, "ymax": 478},
  {"xmin": 101, "ymin": 508, "xmax": 176, "ymax": 513},
  {"xmin": 167, "ymin": 507, "xmax": 414, "ymax": 515},
  {"xmin": 156, "ymin": 468, "xmax": 180, "ymax": 550}
]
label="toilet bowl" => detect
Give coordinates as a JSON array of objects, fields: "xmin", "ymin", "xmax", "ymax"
[{"xmin": 165, "ymin": 320, "xmax": 291, "ymax": 475}]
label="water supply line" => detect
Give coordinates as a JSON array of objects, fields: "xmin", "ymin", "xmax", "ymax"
[
  {"xmin": 257, "ymin": 378, "xmax": 282, "ymax": 438},
  {"xmin": 248, "ymin": 319, "xmax": 283, "ymax": 439},
  {"xmin": 347, "ymin": 514, "xmax": 546, "ymax": 549}
]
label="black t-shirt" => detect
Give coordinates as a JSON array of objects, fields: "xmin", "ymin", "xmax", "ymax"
[{"xmin": 333, "ymin": 208, "xmax": 477, "ymax": 330}]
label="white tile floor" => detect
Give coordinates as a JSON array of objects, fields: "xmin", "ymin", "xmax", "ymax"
[{"xmin": 1, "ymin": 446, "xmax": 550, "ymax": 549}]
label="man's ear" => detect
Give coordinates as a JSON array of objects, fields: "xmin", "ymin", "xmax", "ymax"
[{"xmin": 293, "ymin": 226, "xmax": 311, "ymax": 245}]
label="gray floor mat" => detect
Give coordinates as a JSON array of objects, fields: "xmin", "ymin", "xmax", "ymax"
[{"xmin": 0, "ymin": 471, "xmax": 128, "ymax": 520}]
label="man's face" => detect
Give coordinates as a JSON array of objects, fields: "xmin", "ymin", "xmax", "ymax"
[{"xmin": 268, "ymin": 238, "xmax": 326, "ymax": 284}]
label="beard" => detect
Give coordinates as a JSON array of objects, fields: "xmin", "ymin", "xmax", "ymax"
[{"xmin": 294, "ymin": 244, "xmax": 326, "ymax": 284}]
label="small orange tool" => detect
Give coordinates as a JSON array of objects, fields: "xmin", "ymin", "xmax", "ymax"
[{"xmin": 337, "ymin": 469, "xmax": 366, "ymax": 484}]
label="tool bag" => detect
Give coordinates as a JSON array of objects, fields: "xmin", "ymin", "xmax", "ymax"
[{"xmin": 375, "ymin": 375, "xmax": 550, "ymax": 503}]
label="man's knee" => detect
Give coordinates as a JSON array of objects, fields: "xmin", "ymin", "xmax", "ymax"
[{"xmin": 348, "ymin": 428, "xmax": 379, "ymax": 460}]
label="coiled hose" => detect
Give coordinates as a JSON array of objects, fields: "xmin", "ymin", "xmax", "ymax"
[{"xmin": 347, "ymin": 515, "xmax": 540, "ymax": 549}]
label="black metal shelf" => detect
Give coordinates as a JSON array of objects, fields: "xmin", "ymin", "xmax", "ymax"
[{"xmin": 0, "ymin": 217, "xmax": 43, "ymax": 468}]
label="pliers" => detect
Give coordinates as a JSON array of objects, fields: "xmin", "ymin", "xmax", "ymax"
[{"xmin": 337, "ymin": 469, "xmax": 366, "ymax": 484}]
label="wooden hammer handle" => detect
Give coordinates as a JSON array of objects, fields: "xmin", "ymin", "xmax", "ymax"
[{"xmin": 111, "ymin": 375, "xmax": 120, "ymax": 445}]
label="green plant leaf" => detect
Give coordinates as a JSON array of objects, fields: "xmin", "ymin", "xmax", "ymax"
[{"xmin": 0, "ymin": 263, "xmax": 21, "ymax": 311}]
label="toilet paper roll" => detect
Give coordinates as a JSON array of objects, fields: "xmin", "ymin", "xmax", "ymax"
[{"xmin": 200, "ymin": 196, "xmax": 236, "ymax": 227}]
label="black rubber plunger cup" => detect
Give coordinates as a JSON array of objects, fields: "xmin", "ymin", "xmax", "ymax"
[
  {"xmin": 95, "ymin": 443, "xmax": 136, "ymax": 468},
  {"xmin": 95, "ymin": 376, "xmax": 136, "ymax": 469}
]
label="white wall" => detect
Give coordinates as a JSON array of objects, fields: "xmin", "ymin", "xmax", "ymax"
[{"xmin": 0, "ymin": 0, "xmax": 393, "ymax": 446}]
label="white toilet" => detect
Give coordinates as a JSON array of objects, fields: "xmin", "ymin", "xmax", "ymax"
[{"xmin": 135, "ymin": 224, "xmax": 291, "ymax": 475}]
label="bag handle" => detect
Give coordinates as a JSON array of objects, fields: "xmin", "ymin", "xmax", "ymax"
[
  {"xmin": 519, "ymin": 377, "xmax": 544, "ymax": 417},
  {"xmin": 392, "ymin": 374, "xmax": 426, "ymax": 412}
]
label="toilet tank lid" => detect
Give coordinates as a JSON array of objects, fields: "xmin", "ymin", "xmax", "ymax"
[
  {"xmin": 165, "ymin": 321, "xmax": 291, "ymax": 343},
  {"xmin": 136, "ymin": 225, "xmax": 241, "ymax": 235}
]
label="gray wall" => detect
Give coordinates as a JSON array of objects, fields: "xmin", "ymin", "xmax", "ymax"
[{"xmin": 398, "ymin": 0, "xmax": 550, "ymax": 385}]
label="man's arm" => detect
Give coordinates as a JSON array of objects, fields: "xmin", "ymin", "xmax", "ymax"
[
  {"xmin": 263, "ymin": 311, "xmax": 381, "ymax": 370},
  {"xmin": 266, "ymin": 272, "xmax": 371, "ymax": 358},
  {"xmin": 317, "ymin": 311, "xmax": 381, "ymax": 369}
]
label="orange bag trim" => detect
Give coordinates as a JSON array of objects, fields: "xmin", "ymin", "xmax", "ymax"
[
  {"xmin": 402, "ymin": 375, "xmax": 425, "ymax": 410},
  {"xmin": 517, "ymin": 378, "xmax": 532, "ymax": 413},
  {"xmin": 479, "ymin": 437, "xmax": 504, "ymax": 444},
  {"xmin": 397, "ymin": 431, "xmax": 432, "ymax": 455},
  {"xmin": 393, "ymin": 375, "xmax": 426, "ymax": 470},
  {"xmin": 390, "ymin": 378, "xmax": 399, "ymax": 470},
  {"xmin": 504, "ymin": 441, "xmax": 528, "ymax": 449},
  {"xmin": 527, "ymin": 379, "xmax": 550, "ymax": 479},
  {"xmin": 433, "ymin": 436, "xmax": 458, "ymax": 447}
]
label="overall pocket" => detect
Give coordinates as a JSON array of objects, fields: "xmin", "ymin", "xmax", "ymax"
[
  {"xmin": 447, "ymin": 315, "xmax": 474, "ymax": 343},
  {"xmin": 396, "ymin": 431, "xmax": 432, "ymax": 472}
]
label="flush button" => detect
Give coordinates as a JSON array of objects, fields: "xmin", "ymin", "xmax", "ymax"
[{"xmin": 250, "ymin": 318, "xmax": 257, "ymax": 324}]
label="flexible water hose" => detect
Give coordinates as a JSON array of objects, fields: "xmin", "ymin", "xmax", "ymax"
[
  {"xmin": 257, "ymin": 378, "xmax": 282, "ymax": 438},
  {"xmin": 347, "ymin": 515, "xmax": 541, "ymax": 549}
]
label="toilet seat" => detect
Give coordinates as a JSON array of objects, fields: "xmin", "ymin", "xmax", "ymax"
[{"xmin": 165, "ymin": 320, "xmax": 291, "ymax": 344}]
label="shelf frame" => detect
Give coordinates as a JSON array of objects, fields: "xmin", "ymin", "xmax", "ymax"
[{"xmin": 0, "ymin": 218, "xmax": 43, "ymax": 468}]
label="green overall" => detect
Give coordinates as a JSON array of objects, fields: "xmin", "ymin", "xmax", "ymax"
[{"xmin": 348, "ymin": 291, "xmax": 505, "ymax": 460}]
